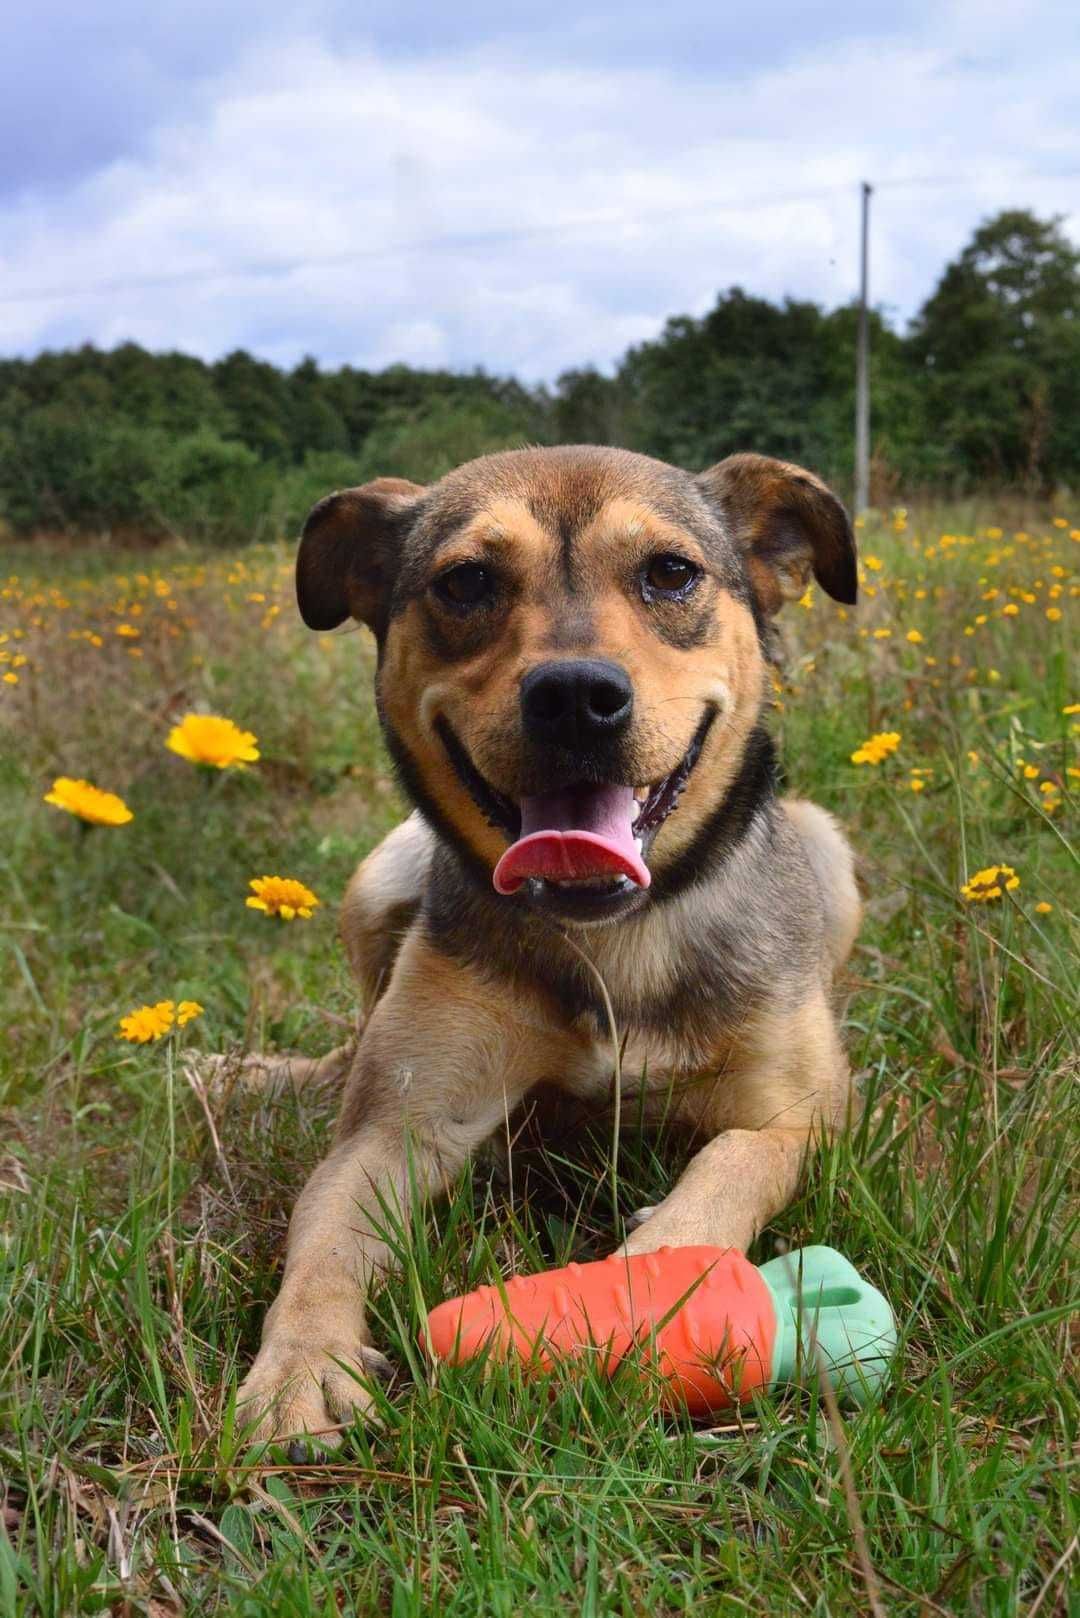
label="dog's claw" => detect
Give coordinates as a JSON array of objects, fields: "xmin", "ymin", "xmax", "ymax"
[
  {"xmin": 358, "ymin": 1345, "xmax": 395, "ymax": 1384},
  {"xmin": 624, "ymin": 1205, "xmax": 657, "ymax": 1234}
]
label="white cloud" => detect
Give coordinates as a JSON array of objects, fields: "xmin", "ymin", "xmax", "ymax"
[{"xmin": 2, "ymin": 6, "xmax": 1078, "ymax": 379}]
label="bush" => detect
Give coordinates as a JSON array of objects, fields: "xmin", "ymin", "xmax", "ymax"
[
  {"xmin": 352, "ymin": 394, "xmax": 549, "ymax": 485},
  {"xmin": 136, "ymin": 428, "xmax": 273, "ymax": 545}
]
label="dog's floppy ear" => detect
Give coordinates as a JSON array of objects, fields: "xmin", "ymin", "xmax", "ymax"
[
  {"xmin": 296, "ymin": 477, "xmax": 426, "ymax": 631},
  {"xmin": 696, "ymin": 453, "xmax": 857, "ymax": 613}
]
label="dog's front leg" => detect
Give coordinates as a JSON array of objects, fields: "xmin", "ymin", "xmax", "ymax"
[
  {"xmin": 622, "ymin": 991, "xmax": 852, "ymax": 1256},
  {"xmin": 236, "ymin": 932, "xmax": 543, "ymax": 1447},
  {"xmin": 620, "ymin": 1127, "xmax": 808, "ymax": 1256}
]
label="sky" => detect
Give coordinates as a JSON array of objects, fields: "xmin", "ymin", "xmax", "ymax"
[{"xmin": 2, "ymin": 1, "xmax": 1079, "ymax": 382}]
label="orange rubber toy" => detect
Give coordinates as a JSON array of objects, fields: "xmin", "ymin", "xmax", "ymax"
[{"xmin": 424, "ymin": 1245, "xmax": 896, "ymax": 1414}]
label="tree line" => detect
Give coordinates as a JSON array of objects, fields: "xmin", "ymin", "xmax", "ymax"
[{"xmin": 2, "ymin": 209, "xmax": 1077, "ymax": 543}]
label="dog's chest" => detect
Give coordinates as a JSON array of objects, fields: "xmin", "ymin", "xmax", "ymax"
[{"xmin": 554, "ymin": 1022, "xmax": 726, "ymax": 1120}]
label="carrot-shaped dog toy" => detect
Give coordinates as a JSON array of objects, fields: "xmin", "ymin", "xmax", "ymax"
[{"xmin": 425, "ymin": 1245, "xmax": 895, "ymax": 1414}]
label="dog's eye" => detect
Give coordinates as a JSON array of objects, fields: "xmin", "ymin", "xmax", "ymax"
[
  {"xmin": 644, "ymin": 554, "xmax": 700, "ymax": 596},
  {"xmin": 433, "ymin": 563, "xmax": 492, "ymax": 608}
]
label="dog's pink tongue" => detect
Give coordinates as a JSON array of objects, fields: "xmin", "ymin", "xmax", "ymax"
[{"xmin": 493, "ymin": 784, "xmax": 650, "ymax": 895}]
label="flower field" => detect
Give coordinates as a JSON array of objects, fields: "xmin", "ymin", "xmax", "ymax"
[{"xmin": 0, "ymin": 507, "xmax": 1076, "ymax": 1616}]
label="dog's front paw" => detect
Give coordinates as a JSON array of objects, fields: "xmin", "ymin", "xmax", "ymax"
[{"xmin": 236, "ymin": 1337, "xmax": 393, "ymax": 1450}]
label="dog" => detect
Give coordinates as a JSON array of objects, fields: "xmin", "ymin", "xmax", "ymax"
[{"xmin": 236, "ymin": 445, "xmax": 861, "ymax": 1445}]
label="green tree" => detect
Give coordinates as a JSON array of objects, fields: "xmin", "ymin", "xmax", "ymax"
[{"xmin": 909, "ymin": 210, "xmax": 1080, "ymax": 487}]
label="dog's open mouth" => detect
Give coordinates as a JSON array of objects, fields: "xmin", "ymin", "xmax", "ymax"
[{"xmin": 435, "ymin": 709, "xmax": 715, "ymax": 900}]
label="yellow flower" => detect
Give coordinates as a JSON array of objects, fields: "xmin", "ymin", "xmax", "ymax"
[
  {"xmin": 865, "ymin": 555, "xmax": 883, "ymax": 572},
  {"xmin": 1023, "ymin": 764, "xmax": 1040, "ymax": 780},
  {"xmin": 44, "ymin": 777, "xmax": 133, "ymax": 826},
  {"xmin": 166, "ymin": 713, "xmax": 259, "ymax": 768},
  {"xmin": 851, "ymin": 731, "xmax": 901, "ymax": 766},
  {"xmin": 1034, "ymin": 901, "xmax": 1053, "ymax": 914},
  {"xmin": 1001, "ymin": 604, "xmax": 1020, "ymax": 617},
  {"xmin": 967, "ymin": 750, "xmax": 980, "ymax": 768},
  {"xmin": 116, "ymin": 623, "xmax": 140, "ymax": 638},
  {"xmin": 118, "ymin": 1001, "xmax": 176, "ymax": 1042},
  {"xmin": 960, "ymin": 865, "xmax": 1020, "ymax": 903},
  {"xmin": 176, "ymin": 1000, "xmax": 204, "ymax": 1026},
  {"xmin": 246, "ymin": 875, "xmax": 320, "ymax": 920},
  {"xmin": 1046, "ymin": 607, "xmax": 1062, "ymax": 622},
  {"xmin": 2, "ymin": 672, "xmax": 18, "ymax": 685},
  {"xmin": 1064, "ymin": 704, "xmax": 1080, "ymax": 716},
  {"xmin": 905, "ymin": 629, "xmax": 924, "ymax": 644}
]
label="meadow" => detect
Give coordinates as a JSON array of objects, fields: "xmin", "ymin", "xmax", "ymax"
[{"xmin": 0, "ymin": 503, "xmax": 1076, "ymax": 1616}]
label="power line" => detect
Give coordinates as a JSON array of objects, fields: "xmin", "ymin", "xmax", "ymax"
[
  {"xmin": 0, "ymin": 183, "xmax": 854, "ymax": 308},
  {"xmin": 4, "ymin": 168, "xmax": 1077, "ymax": 310}
]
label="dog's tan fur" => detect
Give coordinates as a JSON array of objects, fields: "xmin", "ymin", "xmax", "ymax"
[{"xmin": 235, "ymin": 446, "xmax": 861, "ymax": 1445}]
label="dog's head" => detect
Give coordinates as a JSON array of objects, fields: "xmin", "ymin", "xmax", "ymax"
[{"xmin": 297, "ymin": 446, "xmax": 855, "ymax": 924}]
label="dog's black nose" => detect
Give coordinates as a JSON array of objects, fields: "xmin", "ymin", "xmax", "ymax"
[{"xmin": 520, "ymin": 659, "xmax": 633, "ymax": 750}]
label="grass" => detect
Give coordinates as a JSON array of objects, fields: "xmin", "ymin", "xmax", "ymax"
[{"xmin": 0, "ymin": 504, "xmax": 1077, "ymax": 1615}]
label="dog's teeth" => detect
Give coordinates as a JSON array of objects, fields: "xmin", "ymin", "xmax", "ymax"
[
  {"xmin": 630, "ymin": 801, "xmax": 641, "ymax": 824},
  {"xmin": 633, "ymin": 835, "xmax": 643, "ymax": 853}
]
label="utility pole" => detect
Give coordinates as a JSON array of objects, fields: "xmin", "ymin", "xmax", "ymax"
[{"xmin": 854, "ymin": 180, "xmax": 872, "ymax": 514}]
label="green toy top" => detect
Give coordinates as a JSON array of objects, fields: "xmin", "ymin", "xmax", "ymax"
[{"xmin": 758, "ymin": 1245, "xmax": 896, "ymax": 1405}]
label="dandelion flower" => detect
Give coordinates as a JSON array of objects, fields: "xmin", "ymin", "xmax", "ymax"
[
  {"xmin": 960, "ymin": 865, "xmax": 1020, "ymax": 903},
  {"xmin": 851, "ymin": 731, "xmax": 901, "ymax": 766},
  {"xmin": 44, "ymin": 777, "xmax": 133, "ymax": 826},
  {"xmin": 865, "ymin": 555, "xmax": 883, "ymax": 572},
  {"xmin": 1046, "ymin": 607, "xmax": 1062, "ymax": 622},
  {"xmin": 3, "ymin": 672, "xmax": 18, "ymax": 685},
  {"xmin": 246, "ymin": 875, "xmax": 320, "ymax": 920},
  {"xmin": 176, "ymin": 1000, "xmax": 204, "ymax": 1026},
  {"xmin": 1034, "ymin": 901, "xmax": 1053, "ymax": 914},
  {"xmin": 1002, "ymin": 604, "xmax": 1020, "ymax": 618},
  {"xmin": 905, "ymin": 629, "xmax": 924, "ymax": 644},
  {"xmin": 118, "ymin": 1001, "xmax": 176, "ymax": 1042},
  {"xmin": 166, "ymin": 713, "xmax": 259, "ymax": 768}
]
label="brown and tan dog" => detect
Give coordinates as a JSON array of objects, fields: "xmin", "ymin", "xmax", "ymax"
[{"xmin": 236, "ymin": 445, "xmax": 861, "ymax": 1445}]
